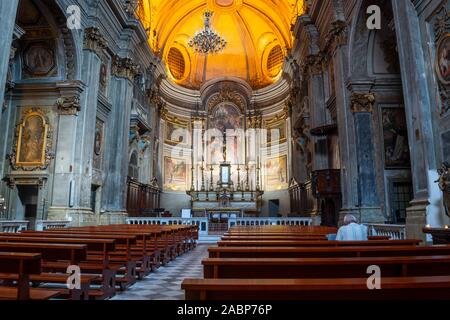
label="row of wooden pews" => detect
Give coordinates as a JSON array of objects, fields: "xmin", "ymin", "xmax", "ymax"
[
  {"xmin": 0, "ymin": 223, "xmax": 198, "ymax": 300},
  {"xmin": 182, "ymin": 225, "xmax": 450, "ymax": 300}
]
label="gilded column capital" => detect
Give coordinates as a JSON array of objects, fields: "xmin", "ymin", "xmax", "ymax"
[
  {"xmin": 350, "ymin": 93, "xmax": 375, "ymax": 113},
  {"xmin": 55, "ymin": 95, "xmax": 81, "ymax": 116},
  {"xmin": 112, "ymin": 55, "xmax": 140, "ymax": 81}
]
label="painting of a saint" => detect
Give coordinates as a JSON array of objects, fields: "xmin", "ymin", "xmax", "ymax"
[
  {"xmin": 164, "ymin": 157, "xmax": 187, "ymax": 191},
  {"xmin": 17, "ymin": 113, "xmax": 47, "ymax": 166},
  {"xmin": 264, "ymin": 155, "xmax": 288, "ymax": 191},
  {"xmin": 437, "ymin": 35, "xmax": 450, "ymax": 84},
  {"xmin": 382, "ymin": 108, "xmax": 410, "ymax": 168}
]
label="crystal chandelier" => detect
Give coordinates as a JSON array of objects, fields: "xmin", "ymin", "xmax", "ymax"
[{"xmin": 188, "ymin": 10, "xmax": 227, "ymax": 55}]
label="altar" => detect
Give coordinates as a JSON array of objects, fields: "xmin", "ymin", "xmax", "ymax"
[
  {"xmin": 188, "ymin": 189, "xmax": 263, "ymax": 233},
  {"xmin": 186, "ymin": 117, "xmax": 264, "ymax": 233}
]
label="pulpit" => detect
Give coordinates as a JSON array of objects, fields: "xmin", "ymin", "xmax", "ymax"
[{"xmin": 312, "ymin": 169, "xmax": 342, "ymax": 227}]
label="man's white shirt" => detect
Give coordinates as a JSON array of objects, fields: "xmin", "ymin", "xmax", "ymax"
[{"xmin": 335, "ymin": 223, "xmax": 368, "ymax": 241}]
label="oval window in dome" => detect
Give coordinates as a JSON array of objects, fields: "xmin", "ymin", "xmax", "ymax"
[
  {"xmin": 168, "ymin": 47, "xmax": 186, "ymax": 81},
  {"xmin": 266, "ymin": 45, "xmax": 284, "ymax": 78}
]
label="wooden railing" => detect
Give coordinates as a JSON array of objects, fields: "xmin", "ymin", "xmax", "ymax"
[
  {"xmin": 127, "ymin": 217, "xmax": 314, "ymax": 236},
  {"xmin": 0, "ymin": 220, "xmax": 28, "ymax": 233},
  {"xmin": 365, "ymin": 223, "xmax": 406, "ymax": 240},
  {"xmin": 35, "ymin": 220, "xmax": 71, "ymax": 231},
  {"xmin": 127, "ymin": 178, "xmax": 161, "ymax": 217},
  {"xmin": 229, "ymin": 217, "xmax": 313, "ymax": 228},
  {"xmin": 127, "ymin": 217, "xmax": 209, "ymax": 235}
]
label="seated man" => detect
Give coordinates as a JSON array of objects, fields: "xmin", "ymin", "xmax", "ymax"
[{"xmin": 335, "ymin": 214, "xmax": 368, "ymax": 241}]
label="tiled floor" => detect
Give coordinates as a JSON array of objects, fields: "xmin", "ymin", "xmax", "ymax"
[{"xmin": 112, "ymin": 244, "xmax": 210, "ymax": 300}]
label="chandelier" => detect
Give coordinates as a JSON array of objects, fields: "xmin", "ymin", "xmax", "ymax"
[{"xmin": 188, "ymin": 10, "xmax": 227, "ymax": 55}]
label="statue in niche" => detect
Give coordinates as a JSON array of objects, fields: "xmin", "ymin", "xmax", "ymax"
[{"xmin": 437, "ymin": 162, "xmax": 450, "ymax": 218}]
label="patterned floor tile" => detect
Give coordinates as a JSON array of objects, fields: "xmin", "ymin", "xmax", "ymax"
[{"xmin": 112, "ymin": 244, "xmax": 209, "ymax": 300}]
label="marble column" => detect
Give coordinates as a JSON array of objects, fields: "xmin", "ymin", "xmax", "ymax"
[
  {"xmin": 349, "ymin": 92, "xmax": 381, "ymax": 221},
  {"xmin": 0, "ymin": 1, "xmax": 19, "ymax": 122},
  {"xmin": 392, "ymin": 0, "xmax": 441, "ymax": 241},
  {"xmin": 49, "ymin": 82, "xmax": 85, "ymax": 220},
  {"xmin": 103, "ymin": 55, "xmax": 137, "ymax": 215},
  {"xmin": 49, "ymin": 27, "xmax": 105, "ymax": 226},
  {"xmin": 330, "ymin": 22, "xmax": 362, "ymax": 224}
]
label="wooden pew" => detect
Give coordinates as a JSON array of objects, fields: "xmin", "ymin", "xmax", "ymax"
[
  {"xmin": 221, "ymin": 235, "xmax": 328, "ymax": 241},
  {"xmin": 0, "ymin": 242, "xmax": 97, "ymax": 300},
  {"xmin": 12, "ymin": 232, "xmax": 137, "ymax": 290},
  {"xmin": 40, "ymin": 228, "xmax": 160, "ymax": 277},
  {"xmin": 217, "ymin": 239, "xmax": 421, "ymax": 247},
  {"xmin": 208, "ymin": 245, "xmax": 450, "ymax": 259},
  {"xmin": 56, "ymin": 226, "xmax": 172, "ymax": 265},
  {"xmin": 0, "ymin": 252, "xmax": 60, "ymax": 300},
  {"xmin": 182, "ymin": 276, "xmax": 450, "ymax": 300},
  {"xmin": 202, "ymin": 256, "xmax": 450, "ymax": 279},
  {"xmin": 0, "ymin": 224, "xmax": 198, "ymax": 300},
  {"xmin": 59, "ymin": 224, "xmax": 197, "ymax": 264},
  {"xmin": 225, "ymin": 226, "xmax": 337, "ymax": 235},
  {"xmin": 0, "ymin": 235, "xmax": 117, "ymax": 299},
  {"xmin": 57, "ymin": 225, "xmax": 170, "ymax": 266}
]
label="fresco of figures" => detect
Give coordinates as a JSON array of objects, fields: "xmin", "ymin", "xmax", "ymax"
[
  {"xmin": 264, "ymin": 155, "xmax": 288, "ymax": 191},
  {"xmin": 210, "ymin": 103, "xmax": 242, "ymax": 132},
  {"xmin": 165, "ymin": 121, "xmax": 188, "ymax": 146},
  {"xmin": 265, "ymin": 120, "xmax": 286, "ymax": 146},
  {"xmin": 164, "ymin": 157, "xmax": 188, "ymax": 191}
]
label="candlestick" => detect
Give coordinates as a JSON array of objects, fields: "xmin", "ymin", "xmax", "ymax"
[
  {"xmin": 245, "ymin": 165, "xmax": 250, "ymax": 191},
  {"xmin": 210, "ymin": 165, "xmax": 214, "ymax": 191},
  {"xmin": 190, "ymin": 165, "xmax": 195, "ymax": 191},
  {"xmin": 201, "ymin": 162, "xmax": 205, "ymax": 191},
  {"xmin": 236, "ymin": 164, "xmax": 241, "ymax": 191},
  {"xmin": 256, "ymin": 161, "xmax": 261, "ymax": 192}
]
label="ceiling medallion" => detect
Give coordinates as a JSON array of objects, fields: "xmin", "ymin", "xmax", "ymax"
[
  {"xmin": 188, "ymin": 10, "xmax": 227, "ymax": 55},
  {"xmin": 215, "ymin": 0, "xmax": 234, "ymax": 7}
]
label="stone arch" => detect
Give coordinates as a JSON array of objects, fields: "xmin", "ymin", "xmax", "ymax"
[
  {"xmin": 348, "ymin": 0, "xmax": 399, "ymax": 80},
  {"xmin": 14, "ymin": 0, "xmax": 81, "ymax": 81}
]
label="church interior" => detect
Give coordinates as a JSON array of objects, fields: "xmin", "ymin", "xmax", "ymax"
[{"xmin": 0, "ymin": 0, "xmax": 450, "ymax": 303}]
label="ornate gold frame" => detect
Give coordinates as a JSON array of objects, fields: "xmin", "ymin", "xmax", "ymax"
[
  {"xmin": 435, "ymin": 33, "xmax": 450, "ymax": 85},
  {"xmin": 14, "ymin": 109, "xmax": 50, "ymax": 169}
]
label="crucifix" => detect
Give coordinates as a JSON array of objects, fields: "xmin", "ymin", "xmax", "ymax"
[
  {"xmin": 219, "ymin": 128, "xmax": 231, "ymax": 189},
  {"xmin": 222, "ymin": 128, "xmax": 227, "ymax": 162}
]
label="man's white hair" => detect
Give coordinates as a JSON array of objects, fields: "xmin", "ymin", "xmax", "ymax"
[{"xmin": 343, "ymin": 214, "xmax": 358, "ymax": 225}]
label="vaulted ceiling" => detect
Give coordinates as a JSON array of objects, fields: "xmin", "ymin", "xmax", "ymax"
[{"xmin": 137, "ymin": 0, "xmax": 304, "ymax": 90}]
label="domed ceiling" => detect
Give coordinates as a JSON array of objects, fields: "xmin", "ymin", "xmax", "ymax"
[{"xmin": 137, "ymin": 0, "xmax": 304, "ymax": 90}]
